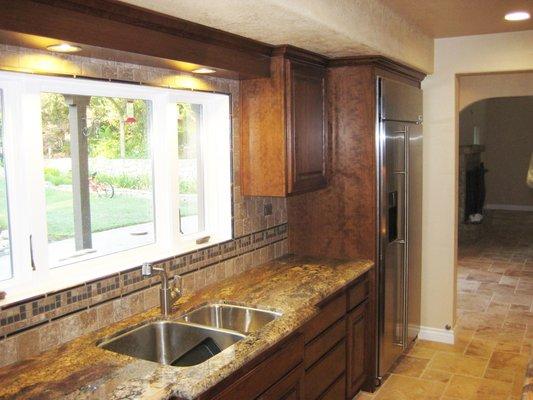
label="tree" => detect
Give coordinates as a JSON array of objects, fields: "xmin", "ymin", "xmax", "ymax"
[{"xmin": 41, "ymin": 93, "xmax": 149, "ymax": 160}]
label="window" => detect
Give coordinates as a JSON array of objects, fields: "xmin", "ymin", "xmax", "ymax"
[
  {"xmin": 0, "ymin": 71, "xmax": 232, "ymax": 299},
  {"xmin": 177, "ymin": 103, "xmax": 204, "ymax": 235},
  {"xmin": 41, "ymin": 93, "xmax": 154, "ymax": 266}
]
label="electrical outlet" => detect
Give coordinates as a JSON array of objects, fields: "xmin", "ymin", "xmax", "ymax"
[{"xmin": 264, "ymin": 203, "xmax": 273, "ymax": 216}]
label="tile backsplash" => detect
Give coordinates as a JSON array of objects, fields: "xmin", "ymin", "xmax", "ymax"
[{"xmin": 0, "ymin": 45, "xmax": 288, "ymax": 367}]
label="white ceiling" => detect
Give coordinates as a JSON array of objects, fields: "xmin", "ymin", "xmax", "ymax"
[{"xmin": 119, "ymin": 0, "xmax": 434, "ymax": 73}]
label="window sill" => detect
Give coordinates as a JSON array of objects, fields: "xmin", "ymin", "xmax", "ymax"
[{"xmin": 0, "ymin": 233, "xmax": 231, "ymax": 308}]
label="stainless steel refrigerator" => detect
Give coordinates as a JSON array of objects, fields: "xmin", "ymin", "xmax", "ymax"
[{"xmin": 376, "ymin": 77, "xmax": 423, "ymax": 379}]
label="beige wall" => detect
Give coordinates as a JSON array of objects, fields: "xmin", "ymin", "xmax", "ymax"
[
  {"xmin": 484, "ymin": 97, "xmax": 533, "ymax": 208},
  {"xmin": 121, "ymin": 0, "xmax": 434, "ymax": 73},
  {"xmin": 421, "ymin": 30, "xmax": 533, "ymax": 332},
  {"xmin": 459, "ymin": 71, "xmax": 533, "ymax": 109},
  {"xmin": 458, "ymin": 100, "xmax": 488, "ymax": 146},
  {"xmin": 460, "ymin": 96, "xmax": 533, "ymax": 208},
  {"xmin": 458, "ymin": 72, "xmax": 533, "ymax": 208}
]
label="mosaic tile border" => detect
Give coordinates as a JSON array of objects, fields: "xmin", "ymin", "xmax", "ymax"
[{"xmin": 0, "ymin": 223, "xmax": 287, "ymax": 339}]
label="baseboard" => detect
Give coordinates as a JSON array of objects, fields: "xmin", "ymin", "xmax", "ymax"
[
  {"xmin": 418, "ymin": 326, "xmax": 455, "ymax": 344},
  {"xmin": 485, "ymin": 204, "xmax": 533, "ymax": 212}
]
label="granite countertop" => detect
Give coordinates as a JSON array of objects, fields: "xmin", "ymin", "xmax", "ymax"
[{"xmin": 0, "ymin": 255, "xmax": 373, "ymax": 400}]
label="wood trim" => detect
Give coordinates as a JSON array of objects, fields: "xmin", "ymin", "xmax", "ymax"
[
  {"xmin": 0, "ymin": 0, "xmax": 272, "ymax": 78},
  {"xmin": 328, "ymin": 56, "xmax": 426, "ymax": 83},
  {"xmin": 0, "ymin": 0, "xmax": 426, "ymax": 82},
  {"xmin": 272, "ymin": 45, "xmax": 328, "ymax": 67}
]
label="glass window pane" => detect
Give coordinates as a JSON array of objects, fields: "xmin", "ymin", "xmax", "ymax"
[
  {"xmin": 41, "ymin": 93, "xmax": 154, "ymax": 267},
  {"xmin": 177, "ymin": 103, "xmax": 204, "ymax": 235},
  {"xmin": 0, "ymin": 90, "xmax": 12, "ymax": 281}
]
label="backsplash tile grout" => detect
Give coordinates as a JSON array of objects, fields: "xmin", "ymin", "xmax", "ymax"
[{"xmin": 0, "ymin": 223, "xmax": 287, "ymax": 340}]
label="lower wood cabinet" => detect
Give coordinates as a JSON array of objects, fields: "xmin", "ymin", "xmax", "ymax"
[
  {"xmin": 210, "ymin": 334, "xmax": 304, "ymax": 400},
  {"xmin": 346, "ymin": 300, "xmax": 370, "ymax": 399},
  {"xmin": 257, "ymin": 365, "xmax": 304, "ymax": 400},
  {"xmin": 301, "ymin": 273, "xmax": 372, "ymax": 400},
  {"xmin": 202, "ymin": 271, "xmax": 373, "ymax": 400}
]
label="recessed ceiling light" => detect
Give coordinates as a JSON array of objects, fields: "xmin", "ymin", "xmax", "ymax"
[
  {"xmin": 504, "ymin": 11, "xmax": 530, "ymax": 21},
  {"xmin": 192, "ymin": 67, "xmax": 216, "ymax": 74},
  {"xmin": 46, "ymin": 43, "xmax": 82, "ymax": 53}
]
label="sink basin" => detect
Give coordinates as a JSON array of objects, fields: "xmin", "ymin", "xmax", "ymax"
[
  {"xmin": 177, "ymin": 303, "xmax": 282, "ymax": 335},
  {"xmin": 98, "ymin": 321, "xmax": 245, "ymax": 367}
]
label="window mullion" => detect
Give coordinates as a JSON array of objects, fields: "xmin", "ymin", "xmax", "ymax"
[
  {"xmin": 0, "ymin": 82, "xmax": 30, "ymax": 288},
  {"xmin": 152, "ymin": 95, "xmax": 179, "ymax": 250},
  {"xmin": 22, "ymin": 83, "xmax": 51, "ymax": 282}
]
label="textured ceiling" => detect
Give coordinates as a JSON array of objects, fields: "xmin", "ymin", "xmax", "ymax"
[
  {"xmin": 118, "ymin": 0, "xmax": 434, "ymax": 73},
  {"xmin": 382, "ymin": 0, "xmax": 533, "ymax": 38}
]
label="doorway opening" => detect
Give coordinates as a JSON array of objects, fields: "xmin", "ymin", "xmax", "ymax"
[{"xmin": 455, "ymin": 71, "xmax": 533, "ymax": 389}]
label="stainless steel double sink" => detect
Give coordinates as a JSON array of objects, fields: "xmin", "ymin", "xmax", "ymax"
[{"xmin": 97, "ymin": 304, "xmax": 281, "ymax": 367}]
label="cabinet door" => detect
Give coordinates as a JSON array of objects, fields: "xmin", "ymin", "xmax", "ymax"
[
  {"xmin": 346, "ymin": 300, "xmax": 369, "ymax": 398},
  {"xmin": 257, "ymin": 365, "xmax": 304, "ymax": 400},
  {"xmin": 287, "ymin": 60, "xmax": 327, "ymax": 194},
  {"xmin": 212, "ymin": 335, "xmax": 304, "ymax": 400}
]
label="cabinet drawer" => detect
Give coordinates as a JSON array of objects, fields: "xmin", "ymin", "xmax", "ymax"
[
  {"xmin": 304, "ymin": 317, "xmax": 345, "ymax": 369},
  {"xmin": 257, "ymin": 364, "xmax": 304, "ymax": 400},
  {"xmin": 347, "ymin": 275, "xmax": 369, "ymax": 311},
  {"xmin": 304, "ymin": 293, "xmax": 346, "ymax": 343},
  {"xmin": 214, "ymin": 334, "xmax": 304, "ymax": 400},
  {"xmin": 304, "ymin": 339, "xmax": 346, "ymax": 400},
  {"xmin": 318, "ymin": 373, "xmax": 346, "ymax": 400}
]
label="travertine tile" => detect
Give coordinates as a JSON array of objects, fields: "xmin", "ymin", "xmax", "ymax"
[
  {"xmin": 391, "ymin": 356, "xmax": 429, "ymax": 378},
  {"xmin": 420, "ymin": 368, "xmax": 452, "ymax": 384},
  {"xmin": 465, "ymin": 338, "xmax": 497, "ymax": 359},
  {"xmin": 0, "ymin": 336, "xmax": 17, "ymax": 368},
  {"xmin": 38, "ymin": 321, "xmax": 61, "ymax": 352},
  {"xmin": 488, "ymin": 351, "xmax": 528, "ymax": 375},
  {"xmin": 373, "ymin": 374, "xmax": 446, "ymax": 400},
  {"xmin": 408, "ymin": 345, "xmax": 437, "ymax": 359},
  {"xmin": 443, "ymin": 374, "xmax": 483, "ymax": 399},
  {"xmin": 428, "ymin": 352, "xmax": 488, "ymax": 377}
]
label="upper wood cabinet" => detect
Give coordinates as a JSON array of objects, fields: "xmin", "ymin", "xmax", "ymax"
[{"xmin": 241, "ymin": 47, "xmax": 327, "ymax": 196}]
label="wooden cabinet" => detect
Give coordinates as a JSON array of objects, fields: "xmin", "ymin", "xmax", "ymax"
[
  {"xmin": 241, "ymin": 46, "xmax": 327, "ymax": 196},
  {"xmin": 287, "ymin": 61, "xmax": 327, "ymax": 194},
  {"xmin": 300, "ymin": 272, "xmax": 372, "ymax": 400},
  {"xmin": 257, "ymin": 365, "xmax": 304, "ymax": 400},
  {"xmin": 346, "ymin": 300, "xmax": 370, "ymax": 398},
  {"xmin": 209, "ymin": 334, "xmax": 304, "ymax": 400}
]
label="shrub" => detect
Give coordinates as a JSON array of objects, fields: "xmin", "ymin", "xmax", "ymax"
[
  {"xmin": 179, "ymin": 180, "xmax": 197, "ymax": 194},
  {"xmin": 44, "ymin": 167, "xmax": 71, "ymax": 186},
  {"xmin": 93, "ymin": 173, "xmax": 151, "ymax": 190}
]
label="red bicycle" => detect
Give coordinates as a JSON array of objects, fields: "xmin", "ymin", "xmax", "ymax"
[{"xmin": 89, "ymin": 172, "xmax": 114, "ymax": 198}]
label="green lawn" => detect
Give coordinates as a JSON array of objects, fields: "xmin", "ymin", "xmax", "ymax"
[
  {"xmin": 45, "ymin": 188, "xmax": 153, "ymax": 241},
  {"xmin": 0, "ymin": 179, "xmax": 197, "ymax": 241}
]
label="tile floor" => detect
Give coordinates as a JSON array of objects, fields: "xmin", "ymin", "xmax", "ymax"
[{"xmin": 357, "ymin": 212, "xmax": 532, "ymax": 400}]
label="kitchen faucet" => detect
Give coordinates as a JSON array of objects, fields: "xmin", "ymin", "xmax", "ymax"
[{"xmin": 141, "ymin": 262, "xmax": 182, "ymax": 317}]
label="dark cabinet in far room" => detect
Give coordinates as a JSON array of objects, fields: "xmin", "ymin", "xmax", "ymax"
[{"xmin": 241, "ymin": 46, "xmax": 327, "ymax": 197}]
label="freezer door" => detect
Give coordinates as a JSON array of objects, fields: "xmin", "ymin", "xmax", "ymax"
[
  {"xmin": 406, "ymin": 122, "xmax": 423, "ymax": 344},
  {"xmin": 380, "ymin": 78, "xmax": 423, "ymax": 123},
  {"xmin": 378, "ymin": 120, "xmax": 407, "ymax": 377}
]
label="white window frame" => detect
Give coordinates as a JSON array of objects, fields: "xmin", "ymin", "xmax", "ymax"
[{"xmin": 0, "ymin": 71, "xmax": 232, "ymax": 304}]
